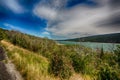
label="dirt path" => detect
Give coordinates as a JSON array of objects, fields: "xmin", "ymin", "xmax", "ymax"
[{"xmin": 0, "ymin": 46, "xmax": 23, "ymax": 80}]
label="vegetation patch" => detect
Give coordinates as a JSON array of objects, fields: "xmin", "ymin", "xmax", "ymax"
[{"xmin": 0, "ymin": 28, "xmax": 120, "ymax": 80}]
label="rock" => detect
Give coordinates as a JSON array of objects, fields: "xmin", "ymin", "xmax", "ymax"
[
  {"xmin": 5, "ymin": 61, "xmax": 23, "ymax": 80},
  {"xmin": 0, "ymin": 46, "xmax": 6, "ymax": 61},
  {"xmin": 0, "ymin": 61, "xmax": 13, "ymax": 80}
]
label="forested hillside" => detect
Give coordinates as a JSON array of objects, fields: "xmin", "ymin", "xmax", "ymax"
[{"xmin": 62, "ymin": 33, "xmax": 120, "ymax": 43}]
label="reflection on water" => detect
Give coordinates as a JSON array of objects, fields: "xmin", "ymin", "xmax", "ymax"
[{"xmin": 58, "ymin": 41, "xmax": 120, "ymax": 51}]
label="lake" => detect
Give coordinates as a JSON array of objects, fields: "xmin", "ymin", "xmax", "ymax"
[{"xmin": 57, "ymin": 41, "xmax": 120, "ymax": 52}]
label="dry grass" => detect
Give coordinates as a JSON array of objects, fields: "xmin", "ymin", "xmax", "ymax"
[
  {"xmin": 1, "ymin": 40, "xmax": 59, "ymax": 80},
  {"xmin": 69, "ymin": 74, "xmax": 91, "ymax": 80},
  {"xmin": 1, "ymin": 40, "xmax": 88, "ymax": 80}
]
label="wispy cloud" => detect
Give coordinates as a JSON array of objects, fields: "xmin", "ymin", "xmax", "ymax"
[
  {"xmin": 3, "ymin": 23, "xmax": 26, "ymax": 32},
  {"xmin": 42, "ymin": 31, "xmax": 50, "ymax": 35},
  {"xmin": 0, "ymin": 0, "xmax": 25, "ymax": 14},
  {"xmin": 41, "ymin": 31, "xmax": 51, "ymax": 38}
]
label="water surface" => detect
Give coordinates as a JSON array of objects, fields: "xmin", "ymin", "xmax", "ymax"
[{"xmin": 57, "ymin": 41, "xmax": 120, "ymax": 51}]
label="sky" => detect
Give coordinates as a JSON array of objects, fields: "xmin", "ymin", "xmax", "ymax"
[{"xmin": 0, "ymin": 0, "xmax": 120, "ymax": 40}]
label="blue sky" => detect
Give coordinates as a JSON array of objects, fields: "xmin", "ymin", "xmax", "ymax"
[{"xmin": 0, "ymin": 0, "xmax": 120, "ymax": 40}]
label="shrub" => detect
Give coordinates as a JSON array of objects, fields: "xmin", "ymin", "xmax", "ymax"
[
  {"xmin": 114, "ymin": 45, "xmax": 120, "ymax": 66},
  {"xmin": 97, "ymin": 63, "xmax": 120, "ymax": 80},
  {"xmin": 0, "ymin": 29, "xmax": 7, "ymax": 40},
  {"xmin": 71, "ymin": 53, "xmax": 93, "ymax": 75},
  {"xmin": 49, "ymin": 48, "xmax": 73, "ymax": 79}
]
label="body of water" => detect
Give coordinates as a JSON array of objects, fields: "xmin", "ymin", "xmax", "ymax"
[{"xmin": 57, "ymin": 41, "xmax": 120, "ymax": 51}]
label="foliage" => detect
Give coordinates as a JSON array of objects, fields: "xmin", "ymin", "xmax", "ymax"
[
  {"xmin": 96, "ymin": 46, "xmax": 120, "ymax": 80},
  {"xmin": 114, "ymin": 45, "xmax": 120, "ymax": 66},
  {"xmin": 1, "ymin": 41, "xmax": 58, "ymax": 80},
  {"xmin": 70, "ymin": 47, "xmax": 96, "ymax": 77},
  {"xmin": 0, "ymin": 28, "xmax": 120, "ymax": 80},
  {"xmin": 49, "ymin": 46, "xmax": 73, "ymax": 79},
  {"xmin": 97, "ymin": 63, "xmax": 120, "ymax": 80},
  {"xmin": 71, "ymin": 53, "xmax": 89, "ymax": 74},
  {"xmin": 0, "ymin": 28, "xmax": 7, "ymax": 40},
  {"xmin": 4, "ymin": 30, "xmax": 56, "ymax": 53}
]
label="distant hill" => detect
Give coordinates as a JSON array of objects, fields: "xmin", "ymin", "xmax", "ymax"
[{"xmin": 60, "ymin": 33, "xmax": 120, "ymax": 43}]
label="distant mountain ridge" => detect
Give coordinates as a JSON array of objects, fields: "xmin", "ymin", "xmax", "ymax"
[{"xmin": 60, "ymin": 33, "xmax": 120, "ymax": 43}]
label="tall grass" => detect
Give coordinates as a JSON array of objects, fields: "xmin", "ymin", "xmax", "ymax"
[
  {"xmin": 1, "ymin": 40, "xmax": 59, "ymax": 80},
  {"xmin": 2, "ymin": 39, "xmax": 120, "ymax": 80}
]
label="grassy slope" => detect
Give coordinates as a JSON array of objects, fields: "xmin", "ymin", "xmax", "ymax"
[
  {"xmin": 0, "ymin": 28, "xmax": 91, "ymax": 80},
  {"xmin": 1, "ymin": 28, "xmax": 119, "ymax": 80},
  {"xmin": 1, "ymin": 40, "xmax": 59, "ymax": 80},
  {"xmin": 1, "ymin": 40, "xmax": 89, "ymax": 80}
]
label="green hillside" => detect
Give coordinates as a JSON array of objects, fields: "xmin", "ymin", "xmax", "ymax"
[
  {"xmin": 62, "ymin": 33, "xmax": 120, "ymax": 43},
  {"xmin": 0, "ymin": 28, "xmax": 120, "ymax": 80}
]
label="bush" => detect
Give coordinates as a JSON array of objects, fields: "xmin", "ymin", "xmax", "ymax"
[
  {"xmin": 49, "ymin": 47, "xmax": 73, "ymax": 79},
  {"xmin": 0, "ymin": 29, "xmax": 7, "ymax": 40},
  {"xmin": 71, "ymin": 53, "xmax": 93, "ymax": 75},
  {"xmin": 114, "ymin": 45, "xmax": 120, "ymax": 66},
  {"xmin": 97, "ymin": 63, "xmax": 120, "ymax": 80}
]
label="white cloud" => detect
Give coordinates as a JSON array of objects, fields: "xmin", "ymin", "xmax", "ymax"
[
  {"xmin": 33, "ymin": 0, "xmax": 67, "ymax": 20},
  {"xmin": 41, "ymin": 31, "xmax": 51, "ymax": 38},
  {"xmin": 34, "ymin": 0, "xmax": 120, "ymax": 39},
  {"xmin": 34, "ymin": 6, "xmax": 57, "ymax": 20},
  {"xmin": 1, "ymin": 0, "xmax": 25, "ymax": 14},
  {"xmin": 42, "ymin": 31, "xmax": 50, "ymax": 35}
]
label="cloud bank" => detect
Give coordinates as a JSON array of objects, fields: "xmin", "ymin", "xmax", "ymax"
[{"xmin": 34, "ymin": 0, "xmax": 120, "ymax": 39}]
